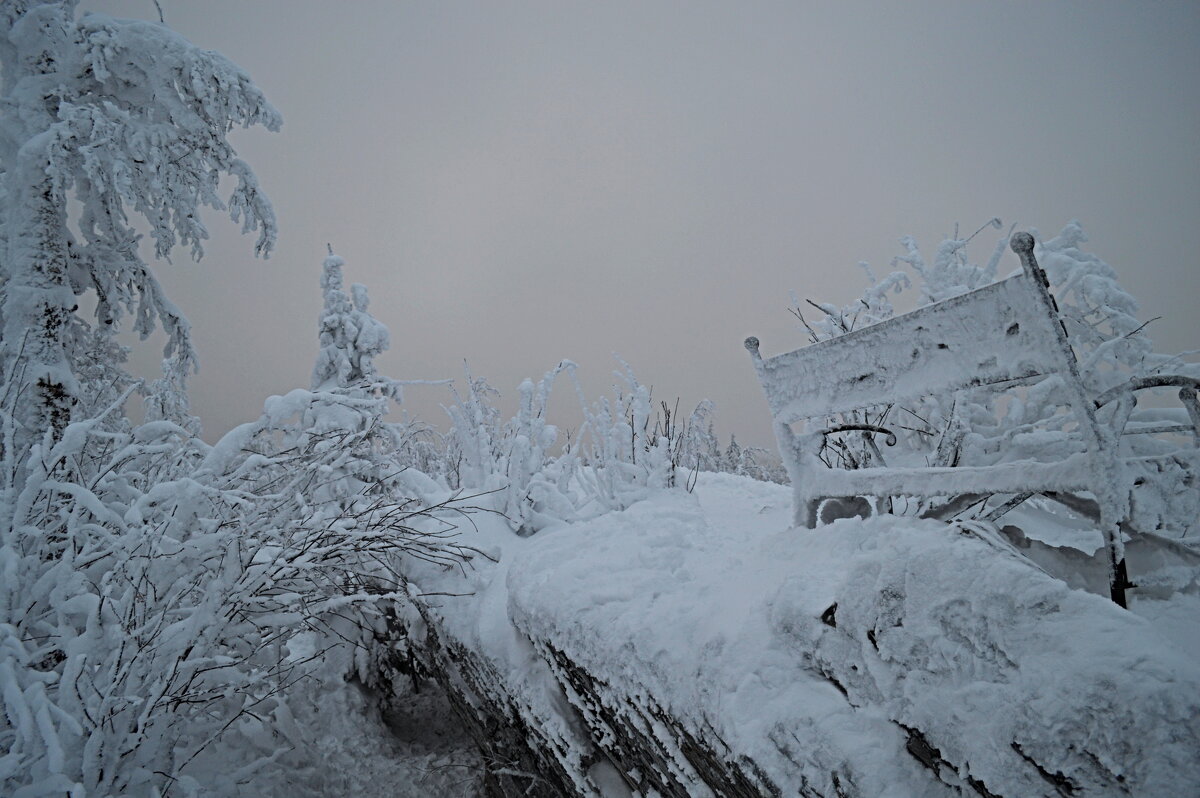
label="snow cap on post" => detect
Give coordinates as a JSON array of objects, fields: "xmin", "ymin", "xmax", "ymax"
[
  {"xmin": 1010, "ymin": 231, "xmax": 1051, "ymax": 289},
  {"xmin": 1010, "ymin": 231, "xmax": 1036, "ymax": 255},
  {"xmin": 744, "ymin": 336, "xmax": 761, "ymax": 360}
]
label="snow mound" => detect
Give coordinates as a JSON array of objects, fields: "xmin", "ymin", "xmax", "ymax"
[{"xmin": 507, "ymin": 473, "xmax": 1200, "ymax": 796}]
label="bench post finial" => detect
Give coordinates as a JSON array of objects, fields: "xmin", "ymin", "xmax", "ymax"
[
  {"xmin": 1010, "ymin": 232, "xmax": 1048, "ymax": 287},
  {"xmin": 744, "ymin": 336, "xmax": 761, "ymax": 361}
]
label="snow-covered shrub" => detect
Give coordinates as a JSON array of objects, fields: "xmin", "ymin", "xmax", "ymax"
[
  {"xmin": 652, "ymin": 397, "xmax": 742, "ymax": 485},
  {"xmin": 0, "ymin": 236, "xmax": 493, "ymax": 794},
  {"xmin": 390, "ymin": 422, "xmax": 449, "ymax": 485},
  {"xmin": 0, "ymin": 384, "xmax": 486, "ymax": 795},
  {"xmin": 644, "ymin": 399, "xmax": 786, "ymax": 485},
  {"xmin": 567, "ymin": 358, "xmax": 678, "ymax": 511},
  {"xmin": 499, "ymin": 364, "xmax": 581, "ymax": 534},
  {"xmin": 0, "ymin": 408, "xmax": 295, "ymax": 796},
  {"xmin": 0, "ymin": 7, "xmax": 478, "ymax": 790},
  {"xmin": 444, "ymin": 357, "xmax": 682, "ymax": 518},
  {"xmin": 674, "ymin": 398, "xmax": 720, "ymax": 474},
  {"xmin": 442, "ymin": 367, "xmax": 504, "ymax": 493},
  {"xmin": 441, "ymin": 359, "xmax": 751, "ymax": 527},
  {"xmin": 443, "ymin": 362, "xmax": 580, "ymax": 534}
]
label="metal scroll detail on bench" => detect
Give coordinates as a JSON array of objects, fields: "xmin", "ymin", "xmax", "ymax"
[{"xmin": 746, "ymin": 232, "xmax": 1137, "ymax": 607}]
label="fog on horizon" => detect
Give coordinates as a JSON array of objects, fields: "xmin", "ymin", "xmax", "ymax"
[{"xmin": 86, "ymin": 0, "xmax": 1200, "ymax": 450}]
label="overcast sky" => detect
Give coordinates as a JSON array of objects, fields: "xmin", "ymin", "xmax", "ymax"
[{"xmin": 90, "ymin": 0, "xmax": 1200, "ymax": 448}]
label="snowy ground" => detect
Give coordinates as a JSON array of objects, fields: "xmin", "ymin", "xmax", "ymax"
[
  {"xmin": 305, "ymin": 471, "xmax": 1199, "ymax": 796},
  {"xmin": 305, "ymin": 676, "xmax": 481, "ymax": 797}
]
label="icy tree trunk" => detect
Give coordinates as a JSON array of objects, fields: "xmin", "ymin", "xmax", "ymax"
[
  {"xmin": 0, "ymin": 3, "xmax": 77, "ymax": 447},
  {"xmin": 392, "ymin": 593, "xmax": 784, "ymax": 797},
  {"xmin": 2, "ymin": 147, "xmax": 77, "ymax": 443}
]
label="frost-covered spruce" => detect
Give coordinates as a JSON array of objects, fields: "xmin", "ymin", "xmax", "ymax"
[
  {"xmin": 243, "ymin": 247, "xmax": 433, "ymax": 507},
  {"xmin": 312, "ymin": 250, "xmax": 391, "ymax": 392},
  {"xmin": 0, "ymin": 0, "xmax": 279, "ymax": 453}
]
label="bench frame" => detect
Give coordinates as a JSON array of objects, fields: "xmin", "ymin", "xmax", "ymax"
[{"xmin": 747, "ymin": 233, "xmax": 1135, "ymax": 606}]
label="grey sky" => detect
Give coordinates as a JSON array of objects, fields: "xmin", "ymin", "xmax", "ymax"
[{"xmin": 91, "ymin": 0, "xmax": 1199, "ymax": 448}]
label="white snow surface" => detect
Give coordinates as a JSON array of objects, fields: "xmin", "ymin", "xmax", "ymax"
[
  {"xmin": 242, "ymin": 639, "xmax": 482, "ymax": 798},
  {"xmin": 411, "ymin": 472, "xmax": 1200, "ymax": 797}
]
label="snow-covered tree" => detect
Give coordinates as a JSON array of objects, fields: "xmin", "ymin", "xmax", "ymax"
[
  {"xmin": 312, "ymin": 250, "xmax": 392, "ymax": 393},
  {"xmin": 0, "ymin": 6, "xmax": 306, "ymax": 792},
  {"xmin": 442, "ymin": 361, "xmax": 581, "ymax": 534},
  {"xmin": 0, "ymin": 0, "xmax": 279, "ymax": 455},
  {"xmin": 216, "ymin": 251, "xmax": 448, "ymax": 567}
]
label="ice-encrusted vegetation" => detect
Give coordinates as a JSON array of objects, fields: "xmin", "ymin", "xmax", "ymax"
[{"xmin": 1, "ymin": 3, "xmax": 1197, "ymax": 797}]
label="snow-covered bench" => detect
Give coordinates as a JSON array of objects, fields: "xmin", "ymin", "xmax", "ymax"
[{"xmin": 745, "ymin": 233, "xmax": 1145, "ymax": 605}]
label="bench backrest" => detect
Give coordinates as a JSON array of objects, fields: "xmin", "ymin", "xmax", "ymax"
[
  {"xmin": 748, "ymin": 249, "xmax": 1065, "ymax": 425},
  {"xmin": 744, "ymin": 232, "xmax": 1135, "ymax": 608}
]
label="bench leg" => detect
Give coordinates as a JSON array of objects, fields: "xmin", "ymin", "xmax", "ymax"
[
  {"xmin": 803, "ymin": 498, "xmax": 820, "ymax": 529},
  {"xmin": 1109, "ymin": 547, "xmax": 1132, "ymax": 608}
]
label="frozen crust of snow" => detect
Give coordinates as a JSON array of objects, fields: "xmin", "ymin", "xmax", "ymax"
[{"xmin": 505, "ymin": 473, "xmax": 1200, "ymax": 796}]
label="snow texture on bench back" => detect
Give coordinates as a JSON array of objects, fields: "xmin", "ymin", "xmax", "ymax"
[{"xmin": 747, "ymin": 260, "xmax": 1060, "ymax": 424}]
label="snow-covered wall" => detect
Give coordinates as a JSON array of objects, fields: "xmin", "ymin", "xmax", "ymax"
[{"xmin": 495, "ymin": 475, "xmax": 1200, "ymax": 797}]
